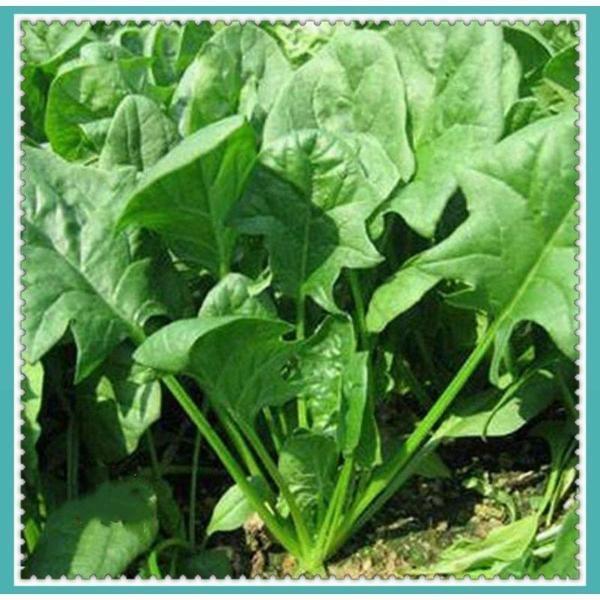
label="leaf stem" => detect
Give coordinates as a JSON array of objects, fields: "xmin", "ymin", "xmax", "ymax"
[
  {"xmin": 189, "ymin": 430, "xmax": 202, "ymax": 547},
  {"xmin": 162, "ymin": 375, "xmax": 300, "ymax": 556},
  {"xmin": 145, "ymin": 430, "xmax": 161, "ymax": 480},
  {"xmin": 332, "ymin": 319, "xmax": 500, "ymax": 554},
  {"xmin": 296, "ymin": 294, "xmax": 309, "ymax": 428},
  {"xmin": 237, "ymin": 420, "xmax": 313, "ymax": 556},
  {"xmin": 348, "ymin": 271, "xmax": 368, "ymax": 350}
]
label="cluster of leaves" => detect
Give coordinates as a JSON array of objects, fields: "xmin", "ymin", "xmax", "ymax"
[{"xmin": 21, "ymin": 20, "xmax": 579, "ymax": 579}]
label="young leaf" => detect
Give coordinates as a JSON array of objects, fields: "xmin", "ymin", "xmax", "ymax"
[
  {"xmin": 367, "ymin": 113, "xmax": 578, "ymax": 368},
  {"xmin": 99, "ymin": 95, "xmax": 179, "ymax": 171},
  {"xmin": 26, "ymin": 479, "xmax": 158, "ymax": 579},
  {"xmin": 76, "ymin": 346, "xmax": 161, "ymax": 464},
  {"xmin": 338, "ymin": 351, "xmax": 370, "ymax": 458},
  {"xmin": 118, "ymin": 116, "xmax": 256, "ymax": 277},
  {"xmin": 172, "ymin": 23, "xmax": 291, "ymax": 135},
  {"xmin": 23, "ymin": 147, "xmax": 179, "ymax": 382},
  {"xmin": 45, "ymin": 42, "xmax": 151, "ymax": 160},
  {"xmin": 381, "ymin": 23, "xmax": 505, "ymax": 236},
  {"xmin": 22, "ymin": 362, "xmax": 44, "ymax": 489},
  {"xmin": 22, "ymin": 21, "xmax": 91, "ymax": 73},
  {"xmin": 198, "ymin": 272, "xmax": 277, "ymax": 319},
  {"xmin": 298, "ymin": 316, "xmax": 356, "ymax": 433},
  {"xmin": 134, "ymin": 316, "xmax": 299, "ymax": 426},
  {"xmin": 263, "ymin": 29, "xmax": 414, "ymax": 195},
  {"xmin": 278, "ymin": 431, "xmax": 338, "ymax": 527},
  {"xmin": 231, "ymin": 130, "xmax": 382, "ymax": 311},
  {"xmin": 144, "ymin": 22, "xmax": 212, "ymax": 87},
  {"xmin": 206, "ymin": 476, "xmax": 270, "ymax": 537}
]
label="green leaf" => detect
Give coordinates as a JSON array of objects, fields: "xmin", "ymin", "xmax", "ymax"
[
  {"xmin": 172, "ymin": 23, "xmax": 291, "ymax": 135},
  {"xmin": 199, "ymin": 272, "xmax": 277, "ymax": 318},
  {"xmin": 381, "ymin": 23, "xmax": 505, "ymax": 236},
  {"xmin": 264, "ymin": 29, "xmax": 413, "ymax": 195},
  {"xmin": 144, "ymin": 22, "xmax": 212, "ymax": 87},
  {"xmin": 26, "ymin": 479, "xmax": 158, "ymax": 579},
  {"xmin": 535, "ymin": 509, "xmax": 579, "ymax": 579},
  {"xmin": 118, "ymin": 116, "xmax": 256, "ymax": 276},
  {"xmin": 76, "ymin": 346, "xmax": 161, "ymax": 463},
  {"xmin": 232, "ymin": 130, "xmax": 382, "ymax": 311},
  {"xmin": 22, "ymin": 147, "xmax": 179, "ymax": 382},
  {"xmin": 278, "ymin": 431, "xmax": 338, "ymax": 527},
  {"xmin": 99, "ymin": 95, "xmax": 179, "ymax": 171},
  {"xmin": 338, "ymin": 351, "xmax": 370, "ymax": 458},
  {"xmin": 298, "ymin": 316, "xmax": 356, "ymax": 433},
  {"xmin": 436, "ymin": 368, "xmax": 558, "ymax": 439},
  {"xmin": 413, "ymin": 515, "xmax": 538, "ymax": 576},
  {"xmin": 22, "ymin": 362, "xmax": 44, "ymax": 489},
  {"xmin": 134, "ymin": 315, "xmax": 299, "ymax": 425},
  {"xmin": 367, "ymin": 113, "xmax": 578, "ymax": 367},
  {"xmin": 22, "ymin": 21, "xmax": 91, "ymax": 72},
  {"xmin": 206, "ymin": 476, "xmax": 269, "ymax": 537},
  {"xmin": 45, "ymin": 42, "xmax": 151, "ymax": 160}
]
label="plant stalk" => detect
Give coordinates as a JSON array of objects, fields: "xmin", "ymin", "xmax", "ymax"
[{"xmin": 162, "ymin": 375, "xmax": 300, "ymax": 556}]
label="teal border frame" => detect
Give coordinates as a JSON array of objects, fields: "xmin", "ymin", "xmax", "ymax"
[{"xmin": 3, "ymin": 5, "xmax": 595, "ymax": 594}]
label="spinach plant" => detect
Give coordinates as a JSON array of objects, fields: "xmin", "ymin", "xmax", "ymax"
[{"xmin": 21, "ymin": 20, "xmax": 580, "ymax": 578}]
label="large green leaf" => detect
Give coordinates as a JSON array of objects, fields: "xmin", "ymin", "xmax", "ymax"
[
  {"xmin": 435, "ymin": 368, "xmax": 559, "ymax": 440},
  {"xmin": 172, "ymin": 23, "xmax": 291, "ymax": 135},
  {"xmin": 367, "ymin": 113, "xmax": 578, "ymax": 365},
  {"xmin": 99, "ymin": 95, "xmax": 179, "ymax": 171},
  {"xmin": 381, "ymin": 23, "xmax": 505, "ymax": 236},
  {"xmin": 22, "ymin": 362, "xmax": 44, "ymax": 489},
  {"xmin": 22, "ymin": 147, "xmax": 181, "ymax": 382},
  {"xmin": 45, "ymin": 42, "xmax": 151, "ymax": 160},
  {"xmin": 231, "ymin": 130, "xmax": 382, "ymax": 311},
  {"xmin": 76, "ymin": 346, "xmax": 161, "ymax": 464},
  {"xmin": 263, "ymin": 29, "xmax": 413, "ymax": 195},
  {"xmin": 134, "ymin": 315, "xmax": 300, "ymax": 425},
  {"xmin": 118, "ymin": 116, "xmax": 256, "ymax": 276},
  {"xmin": 26, "ymin": 479, "xmax": 158, "ymax": 579},
  {"xmin": 278, "ymin": 431, "xmax": 338, "ymax": 528}
]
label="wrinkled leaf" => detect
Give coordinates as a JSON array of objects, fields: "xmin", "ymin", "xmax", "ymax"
[
  {"xmin": 172, "ymin": 23, "xmax": 291, "ymax": 136},
  {"xmin": 45, "ymin": 42, "xmax": 151, "ymax": 160},
  {"xmin": 382, "ymin": 23, "xmax": 505, "ymax": 236},
  {"xmin": 22, "ymin": 147, "xmax": 180, "ymax": 382},
  {"xmin": 278, "ymin": 431, "xmax": 338, "ymax": 527},
  {"xmin": 232, "ymin": 130, "xmax": 382, "ymax": 311},
  {"xmin": 264, "ymin": 29, "xmax": 413, "ymax": 194},
  {"xmin": 99, "ymin": 95, "xmax": 179, "ymax": 171}
]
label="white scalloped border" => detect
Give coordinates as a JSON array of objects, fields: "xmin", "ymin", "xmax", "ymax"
[{"xmin": 14, "ymin": 12, "xmax": 586, "ymax": 587}]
